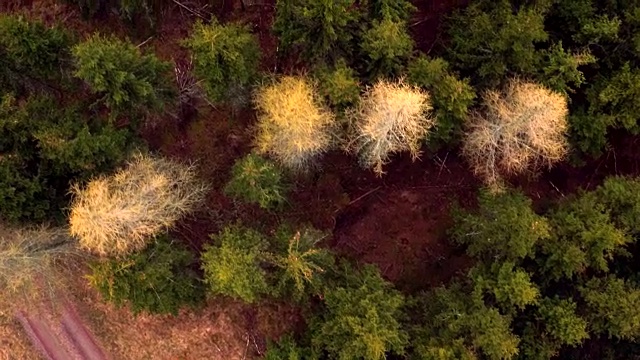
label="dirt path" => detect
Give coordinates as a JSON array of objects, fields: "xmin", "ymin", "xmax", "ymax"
[{"xmin": 16, "ymin": 303, "xmax": 108, "ymax": 360}]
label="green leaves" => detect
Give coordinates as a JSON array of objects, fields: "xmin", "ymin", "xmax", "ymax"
[
  {"xmin": 184, "ymin": 20, "xmax": 260, "ymax": 104},
  {"xmin": 224, "ymin": 154, "xmax": 286, "ymax": 209},
  {"xmin": 451, "ymin": 190, "xmax": 550, "ymax": 262},
  {"xmin": 538, "ymin": 297, "xmax": 588, "ymax": 346},
  {"xmin": 268, "ymin": 227, "xmax": 334, "ymax": 300},
  {"xmin": 361, "ymin": 18, "xmax": 414, "ymax": 79},
  {"xmin": 87, "ymin": 235, "xmax": 205, "ymax": 315},
  {"xmin": 201, "ymin": 225, "xmax": 269, "ymax": 303},
  {"xmin": 274, "ymin": 0, "xmax": 361, "ymax": 64},
  {"xmin": 542, "ymin": 192, "xmax": 631, "ymax": 280},
  {"xmin": 311, "ymin": 265, "xmax": 408, "ymax": 360},
  {"xmin": 0, "ymin": 15, "xmax": 71, "ymax": 91},
  {"xmin": 72, "ymin": 34, "xmax": 173, "ymax": 117},
  {"xmin": 580, "ymin": 276, "xmax": 640, "ymax": 340},
  {"xmin": 407, "ymin": 55, "xmax": 475, "ymax": 145}
]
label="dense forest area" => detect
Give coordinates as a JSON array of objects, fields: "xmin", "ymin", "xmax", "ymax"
[{"xmin": 2, "ymin": 0, "xmax": 640, "ymax": 359}]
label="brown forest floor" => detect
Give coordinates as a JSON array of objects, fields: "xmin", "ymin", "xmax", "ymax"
[{"xmin": 3, "ymin": 0, "xmax": 640, "ymax": 359}]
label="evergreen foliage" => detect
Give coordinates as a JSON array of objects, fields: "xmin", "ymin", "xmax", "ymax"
[
  {"xmin": 0, "ymin": 15, "xmax": 71, "ymax": 93},
  {"xmin": 201, "ymin": 225, "xmax": 269, "ymax": 303},
  {"xmin": 273, "ymin": 0, "xmax": 361, "ymax": 64},
  {"xmin": 184, "ymin": 20, "xmax": 260, "ymax": 104},
  {"xmin": 361, "ymin": 18, "xmax": 414, "ymax": 79},
  {"xmin": 72, "ymin": 34, "xmax": 173, "ymax": 117},
  {"xmin": 542, "ymin": 192, "xmax": 631, "ymax": 280},
  {"xmin": 0, "ymin": 94, "xmax": 131, "ymax": 222},
  {"xmin": 580, "ymin": 276, "xmax": 640, "ymax": 341},
  {"xmin": 407, "ymin": 55, "xmax": 475, "ymax": 146},
  {"xmin": 314, "ymin": 60, "xmax": 361, "ymax": 110},
  {"xmin": 451, "ymin": 190, "xmax": 550, "ymax": 262},
  {"xmin": 311, "ymin": 265, "xmax": 408, "ymax": 360},
  {"xmin": 224, "ymin": 153, "xmax": 286, "ymax": 210},
  {"xmin": 87, "ymin": 234, "xmax": 205, "ymax": 315},
  {"xmin": 267, "ymin": 227, "xmax": 335, "ymax": 300}
]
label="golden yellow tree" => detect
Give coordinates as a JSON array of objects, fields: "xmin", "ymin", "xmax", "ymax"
[
  {"xmin": 69, "ymin": 153, "xmax": 208, "ymax": 257},
  {"xmin": 254, "ymin": 76, "xmax": 336, "ymax": 171}
]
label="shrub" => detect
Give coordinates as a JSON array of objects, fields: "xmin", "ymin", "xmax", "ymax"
[
  {"xmin": 461, "ymin": 80, "xmax": 569, "ymax": 189},
  {"xmin": 184, "ymin": 20, "xmax": 260, "ymax": 104},
  {"xmin": 451, "ymin": 190, "xmax": 551, "ymax": 262},
  {"xmin": 361, "ymin": 19, "xmax": 414, "ymax": 79},
  {"xmin": 224, "ymin": 153, "xmax": 286, "ymax": 210},
  {"xmin": 273, "ymin": 0, "xmax": 361, "ymax": 64},
  {"xmin": 580, "ymin": 276, "xmax": 640, "ymax": 340},
  {"xmin": 267, "ymin": 227, "xmax": 335, "ymax": 300},
  {"xmin": 72, "ymin": 34, "xmax": 173, "ymax": 116},
  {"xmin": 201, "ymin": 225, "xmax": 269, "ymax": 303},
  {"xmin": 87, "ymin": 234, "xmax": 205, "ymax": 315},
  {"xmin": 254, "ymin": 76, "xmax": 335, "ymax": 170},
  {"xmin": 407, "ymin": 55, "xmax": 475, "ymax": 145},
  {"xmin": 314, "ymin": 60, "xmax": 361, "ymax": 110},
  {"xmin": 69, "ymin": 153, "xmax": 208, "ymax": 257},
  {"xmin": 311, "ymin": 265, "xmax": 408, "ymax": 359},
  {"xmin": 0, "ymin": 15, "xmax": 71, "ymax": 92},
  {"xmin": 351, "ymin": 79, "xmax": 433, "ymax": 175}
]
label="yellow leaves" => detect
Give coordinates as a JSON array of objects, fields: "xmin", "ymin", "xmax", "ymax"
[{"xmin": 254, "ymin": 76, "xmax": 335, "ymax": 170}]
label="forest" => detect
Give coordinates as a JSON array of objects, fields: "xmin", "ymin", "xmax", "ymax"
[{"xmin": 1, "ymin": 0, "xmax": 640, "ymax": 359}]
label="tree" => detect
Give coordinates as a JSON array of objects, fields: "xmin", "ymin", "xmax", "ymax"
[
  {"xmin": 273, "ymin": 0, "xmax": 361, "ymax": 64},
  {"xmin": 264, "ymin": 334, "xmax": 316, "ymax": 360},
  {"xmin": 254, "ymin": 76, "xmax": 335, "ymax": 170},
  {"xmin": 462, "ymin": 80, "xmax": 569, "ymax": 189},
  {"xmin": 445, "ymin": 0, "xmax": 590, "ymax": 92},
  {"xmin": 464, "ymin": 305, "xmax": 520, "ymax": 360},
  {"xmin": 580, "ymin": 276, "xmax": 640, "ymax": 341},
  {"xmin": 361, "ymin": 18, "xmax": 414, "ymax": 79},
  {"xmin": 69, "ymin": 153, "xmax": 208, "ymax": 257},
  {"xmin": 407, "ymin": 55, "xmax": 475, "ymax": 146},
  {"xmin": 314, "ymin": 60, "xmax": 361, "ymax": 111},
  {"xmin": 594, "ymin": 176, "xmax": 640, "ymax": 233},
  {"xmin": 450, "ymin": 190, "xmax": 550, "ymax": 262},
  {"xmin": 267, "ymin": 227, "xmax": 335, "ymax": 300},
  {"xmin": 72, "ymin": 34, "xmax": 173, "ymax": 117},
  {"xmin": 201, "ymin": 225, "xmax": 269, "ymax": 303},
  {"xmin": 87, "ymin": 234, "xmax": 205, "ymax": 315},
  {"xmin": 541, "ymin": 192, "xmax": 631, "ymax": 280},
  {"xmin": 0, "ymin": 15, "xmax": 71, "ymax": 93},
  {"xmin": 224, "ymin": 153, "xmax": 286, "ymax": 210},
  {"xmin": 0, "ymin": 94, "xmax": 131, "ymax": 223},
  {"xmin": 351, "ymin": 79, "xmax": 433, "ymax": 175},
  {"xmin": 311, "ymin": 265, "xmax": 408, "ymax": 359},
  {"xmin": 470, "ymin": 262, "xmax": 540, "ymax": 313},
  {"xmin": 184, "ymin": 20, "xmax": 260, "ymax": 104},
  {"xmin": 366, "ymin": 0, "xmax": 415, "ymax": 22},
  {"xmin": 537, "ymin": 297, "xmax": 588, "ymax": 347}
]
